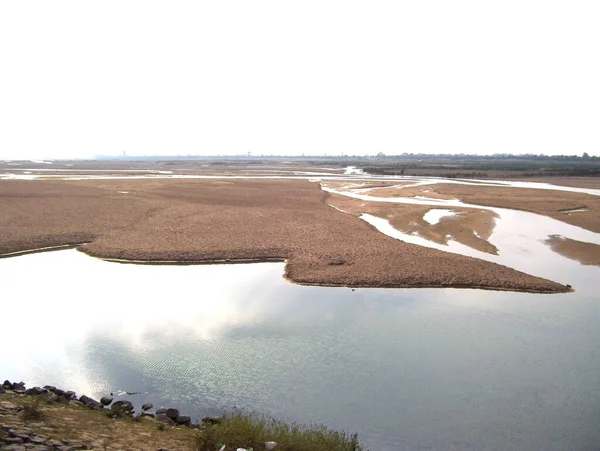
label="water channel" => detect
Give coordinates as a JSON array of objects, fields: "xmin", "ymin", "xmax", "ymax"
[
  {"xmin": 1, "ymin": 173, "xmax": 600, "ymax": 450},
  {"xmin": 1, "ymin": 246, "xmax": 600, "ymax": 450}
]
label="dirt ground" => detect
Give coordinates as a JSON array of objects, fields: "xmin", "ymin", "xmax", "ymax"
[
  {"xmin": 0, "ymin": 393, "xmax": 195, "ymax": 450},
  {"xmin": 0, "ymin": 178, "xmax": 568, "ymax": 292}
]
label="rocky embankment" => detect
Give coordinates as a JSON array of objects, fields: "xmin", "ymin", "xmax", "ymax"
[{"xmin": 0, "ymin": 379, "xmax": 213, "ymax": 450}]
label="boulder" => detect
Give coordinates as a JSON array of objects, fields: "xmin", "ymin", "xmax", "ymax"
[
  {"xmin": 141, "ymin": 402, "xmax": 153, "ymax": 411},
  {"xmin": 52, "ymin": 387, "xmax": 66, "ymax": 396},
  {"xmin": 265, "ymin": 442, "xmax": 277, "ymax": 450},
  {"xmin": 12, "ymin": 382, "xmax": 26, "ymax": 393},
  {"xmin": 40, "ymin": 392, "xmax": 60, "ymax": 403},
  {"xmin": 100, "ymin": 395, "xmax": 113, "ymax": 406},
  {"xmin": 0, "ymin": 445, "xmax": 28, "ymax": 451},
  {"xmin": 25, "ymin": 387, "xmax": 46, "ymax": 396},
  {"xmin": 0, "ymin": 385, "xmax": 5, "ymax": 394},
  {"xmin": 111, "ymin": 400, "xmax": 134, "ymax": 413},
  {"xmin": 155, "ymin": 413, "xmax": 174, "ymax": 424},
  {"xmin": 65, "ymin": 390, "xmax": 78, "ymax": 400},
  {"xmin": 79, "ymin": 395, "xmax": 104, "ymax": 410},
  {"xmin": 165, "ymin": 408, "xmax": 179, "ymax": 420},
  {"xmin": 2, "ymin": 380, "xmax": 14, "ymax": 390},
  {"xmin": 175, "ymin": 415, "xmax": 191, "ymax": 425}
]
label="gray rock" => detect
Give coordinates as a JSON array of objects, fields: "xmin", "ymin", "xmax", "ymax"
[
  {"xmin": 141, "ymin": 402, "xmax": 153, "ymax": 411},
  {"xmin": 155, "ymin": 413, "xmax": 174, "ymax": 424},
  {"xmin": 175, "ymin": 415, "xmax": 191, "ymax": 425},
  {"xmin": 47, "ymin": 439, "xmax": 64, "ymax": 447},
  {"xmin": 111, "ymin": 400, "xmax": 134, "ymax": 412},
  {"xmin": 140, "ymin": 412, "xmax": 155, "ymax": 418},
  {"xmin": 25, "ymin": 387, "xmax": 46, "ymax": 396},
  {"xmin": 0, "ymin": 385, "xmax": 5, "ymax": 394},
  {"xmin": 8, "ymin": 429, "xmax": 30, "ymax": 440},
  {"xmin": 1, "ymin": 445, "xmax": 27, "ymax": 451},
  {"xmin": 165, "ymin": 408, "xmax": 179, "ymax": 419},
  {"xmin": 155, "ymin": 408, "xmax": 167, "ymax": 415},
  {"xmin": 65, "ymin": 391, "xmax": 77, "ymax": 400},
  {"xmin": 100, "ymin": 395, "xmax": 113, "ymax": 406},
  {"xmin": 265, "ymin": 441, "xmax": 277, "ymax": 450},
  {"xmin": 29, "ymin": 434, "xmax": 49, "ymax": 444},
  {"xmin": 78, "ymin": 395, "xmax": 103, "ymax": 410},
  {"xmin": 3, "ymin": 437, "xmax": 25, "ymax": 444},
  {"xmin": 40, "ymin": 392, "xmax": 60, "ymax": 403},
  {"xmin": 2, "ymin": 380, "xmax": 14, "ymax": 390}
]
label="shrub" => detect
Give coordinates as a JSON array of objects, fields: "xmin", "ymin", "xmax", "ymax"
[{"xmin": 22, "ymin": 396, "xmax": 45, "ymax": 421}]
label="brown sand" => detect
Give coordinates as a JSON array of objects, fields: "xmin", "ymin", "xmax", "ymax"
[
  {"xmin": 427, "ymin": 183, "xmax": 600, "ymax": 233},
  {"xmin": 545, "ymin": 236, "xmax": 600, "ymax": 266},
  {"xmin": 0, "ymin": 178, "xmax": 568, "ymax": 292},
  {"xmin": 338, "ymin": 181, "xmax": 600, "ymax": 233},
  {"xmin": 328, "ymin": 194, "xmax": 499, "ymax": 254}
]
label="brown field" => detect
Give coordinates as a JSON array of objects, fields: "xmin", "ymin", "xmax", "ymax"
[{"xmin": 0, "ymin": 177, "xmax": 569, "ymax": 293}]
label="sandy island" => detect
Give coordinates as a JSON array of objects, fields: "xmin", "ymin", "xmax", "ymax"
[
  {"xmin": 0, "ymin": 178, "xmax": 570, "ymax": 293},
  {"xmin": 324, "ymin": 179, "xmax": 600, "ymax": 267}
]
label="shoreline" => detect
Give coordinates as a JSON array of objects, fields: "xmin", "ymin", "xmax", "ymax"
[{"xmin": 0, "ymin": 245, "xmax": 571, "ymax": 294}]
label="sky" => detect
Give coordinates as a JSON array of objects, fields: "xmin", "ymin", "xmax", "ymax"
[{"xmin": 1, "ymin": 1, "xmax": 599, "ymax": 159}]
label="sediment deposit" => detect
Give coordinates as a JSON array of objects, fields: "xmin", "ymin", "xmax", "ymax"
[{"xmin": 0, "ymin": 178, "xmax": 569, "ymax": 292}]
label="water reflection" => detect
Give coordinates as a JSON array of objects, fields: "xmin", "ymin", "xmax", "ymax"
[{"xmin": 2, "ymin": 250, "xmax": 600, "ymax": 450}]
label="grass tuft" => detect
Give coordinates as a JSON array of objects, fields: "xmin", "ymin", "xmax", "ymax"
[
  {"xmin": 193, "ymin": 410, "xmax": 363, "ymax": 451},
  {"xmin": 22, "ymin": 396, "xmax": 45, "ymax": 421}
]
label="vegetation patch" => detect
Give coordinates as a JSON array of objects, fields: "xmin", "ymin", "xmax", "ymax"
[{"xmin": 193, "ymin": 410, "xmax": 362, "ymax": 451}]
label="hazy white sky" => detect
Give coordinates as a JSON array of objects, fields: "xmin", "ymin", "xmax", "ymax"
[{"xmin": 1, "ymin": 1, "xmax": 599, "ymax": 159}]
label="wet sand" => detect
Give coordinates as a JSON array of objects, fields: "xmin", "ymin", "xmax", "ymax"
[
  {"xmin": 0, "ymin": 178, "xmax": 568, "ymax": 293},
  {"xmin": 328, "ymin": 194, "xmax": 499, "ymax": 254},
  {"xmin": 545, "ymin": 236, "xmax": 600, "ymax": 266}
]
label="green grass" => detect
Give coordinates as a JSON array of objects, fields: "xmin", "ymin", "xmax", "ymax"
[{"xmin": 193, "ymin": 411, "xmax": 363, "ymax": 451}]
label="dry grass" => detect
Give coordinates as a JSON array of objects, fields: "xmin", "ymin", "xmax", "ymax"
[
  {"xmin": 193, "ymin": 410, "xmax": 362, "ymax": 451},
  {"xmin": 1, "ymin": 393, "xmax": 195, "ymax": 450}
]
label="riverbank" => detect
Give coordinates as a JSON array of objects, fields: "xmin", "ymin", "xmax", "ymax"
[
  {"xmin": 0, "ymin": 178, "xmax": 568, "ymax": 293},
  {"xmin": 0, "ymin": 380, "xmax": 361, "ymax": 451}
]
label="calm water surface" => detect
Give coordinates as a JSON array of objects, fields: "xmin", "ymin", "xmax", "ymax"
[{"xmin": 2, "ymin": 250, "xmax": 600, "ymax": 450}]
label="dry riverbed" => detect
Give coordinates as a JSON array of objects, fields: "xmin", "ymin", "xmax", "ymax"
[
  {"xmin": 0, "ymin": 178, "xmax": 569, "ymax": 292},
  {"xmin": 324, "ymin": 179, "xmax": 600, "ymax": 267}
]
